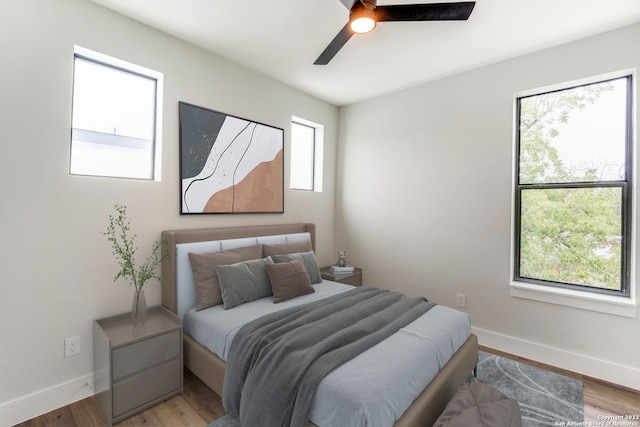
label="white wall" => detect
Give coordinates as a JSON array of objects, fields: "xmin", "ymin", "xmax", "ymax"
[
  {"xmin": 2, "ymin": 0, "xmax": 638, "ymax": 424},
  {"xmin": 337, "ymin": 24, "xmax": 640, "ymax": 390},
  {"xmin": 0, "ymin": 1, "xmax": 338, "ymax": 424}
]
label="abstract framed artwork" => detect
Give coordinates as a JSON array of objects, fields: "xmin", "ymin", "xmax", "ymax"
[{"xmin": 179, "ymin": 102, "xmax": 284, "ymax": 214}]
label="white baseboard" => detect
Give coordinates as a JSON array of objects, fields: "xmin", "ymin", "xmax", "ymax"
[
  {"xmin": 472, "ymin": 327, "xmax": 640, "ymax": 391},
  {"xmin": 0, "ymin": 373, "xmax": 94, "ymax": 427}
]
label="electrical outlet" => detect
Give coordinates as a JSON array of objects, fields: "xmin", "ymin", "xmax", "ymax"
[
  {"xmin": 65, "ymin": 336, "xmax": 80, "ymax": 358},
  {"xmin": 456, "ymin": 293, "xmax": 467, "ymax": 309}
]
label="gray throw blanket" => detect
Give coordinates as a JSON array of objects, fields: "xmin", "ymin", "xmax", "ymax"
[{"xmin": 222, "ymin": 287, "xmax": 435, "ymax": 427}]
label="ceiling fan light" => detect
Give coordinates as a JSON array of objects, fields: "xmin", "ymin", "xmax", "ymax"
[{"xmin": 350, "ymin": 10, "xmax": 376, "ymax": 33}]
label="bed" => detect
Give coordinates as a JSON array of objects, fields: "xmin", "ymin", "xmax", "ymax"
[{"xmin": 161, "ymin": 223, "xmax": 478, "ymax": 427}]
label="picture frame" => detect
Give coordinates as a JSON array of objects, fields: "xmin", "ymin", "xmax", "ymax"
[{"xmin": 179, "ymin": 102, "xmax": 284, "ymax": 214}]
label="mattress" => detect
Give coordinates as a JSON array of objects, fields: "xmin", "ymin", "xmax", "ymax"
[{"xmin": 184, "ymin": 281, "xmax": 471, "ymax": 427}]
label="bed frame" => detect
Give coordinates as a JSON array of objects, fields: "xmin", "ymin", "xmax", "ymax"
[{"xmin": 161, "ymin": 223, "xmax": 478, "ymax": 427}]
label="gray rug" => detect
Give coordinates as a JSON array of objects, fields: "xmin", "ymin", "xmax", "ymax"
[
  {"xmin": 209, "ymin": 351, "xmax": 583, "ymax": 427},
  {"xmin": 468, "ymin": 351, "xmax": 583, "ymax": 427},
  {"xmin": 209, "ymin": 414, "xmax": 240, "ymax": 427}
]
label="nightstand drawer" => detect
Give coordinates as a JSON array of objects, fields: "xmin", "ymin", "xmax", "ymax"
[
  {"xmin": 335, "ymin": 274, "xmax": 362, "ymax": 287},
  {"xmin": 320, "ymin": 267, "xmax": 363, "ymax": 287},
  {"xmin": 95, "ymin": 307, "xmax": 183, "ymax": 426},
  {"xmin": 112, "ymin": 330, "xmax": 180, "ymax": 380},
  {"xmin": 112, "ymin": 357, "xmax": 181, "ymax": 418}
]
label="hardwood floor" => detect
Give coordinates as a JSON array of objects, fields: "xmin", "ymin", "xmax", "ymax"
[
  {"xmin": 13, "ymin": 369, "xmax": 223, "ymax": 427},
  {"xmin": 15, "ymin": 349, "xmax": 640, "ymax": 427}
]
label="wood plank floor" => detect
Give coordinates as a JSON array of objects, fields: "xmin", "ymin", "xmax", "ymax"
[
  {"xmin": 13, "ymin": 369, "xmax": 222, "ymax": 427},
  {"xmin": 15, "ymin": 347, "xmax": 640, "ymax": 427}
]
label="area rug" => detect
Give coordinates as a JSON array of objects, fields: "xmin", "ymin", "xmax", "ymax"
[
  {"xmin": 209, "ymin": 351, "xmax": 583, "ymax": 427},
  {"xmin": 469, "ymin": 351, "xmax": 583, "ymax": 427},
  {"xmin": 209, "ymin": 414, "xmax": 239, "ymax": 427}
]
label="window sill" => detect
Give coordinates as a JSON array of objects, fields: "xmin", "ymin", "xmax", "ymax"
[{"xmin": 510, "ymin": 281, "xmax": 637, "ymax": 318}]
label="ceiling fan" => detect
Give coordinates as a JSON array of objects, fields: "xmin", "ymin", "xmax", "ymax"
[{"xmin": 314, "ymin": 0, "xmax": 476, "ymax": 65}]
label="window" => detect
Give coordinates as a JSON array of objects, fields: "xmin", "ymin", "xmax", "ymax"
[
  {"xmin": 290, "ymin": 121, "xmax": 315, "ymax": 190},
  {"xmin": 514, "ymin": 74, "xmax": 632, "ymax": 298},
  {"xmin": 70, "ymin": 46, "xmax": 163, "ymax": 180},
  {"xmin": 290, "ymin": 117, "xmax": 323, "ymax": 191}
]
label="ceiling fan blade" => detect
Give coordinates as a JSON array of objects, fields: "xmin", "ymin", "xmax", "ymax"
[
  {"xmin": 376, "ymin": 2, "xmax": 475, "ymax": 22},
  {"xmin": 314, "ymin": 23, "xmax": 355, "ymax": 65}
]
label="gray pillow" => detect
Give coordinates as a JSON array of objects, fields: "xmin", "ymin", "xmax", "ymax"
[
  {"xmin": 188, "ymin": 244, "xmax": 262, "ymax": 311},
  {"xmin": 216, "ymin": 257, "xmax": 274, "ymax": 309},
  {"xmin": 272, "ymin": 251, "xmax": 322, "ymax": 284}
]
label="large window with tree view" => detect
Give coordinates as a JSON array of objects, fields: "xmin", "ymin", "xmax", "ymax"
[{"xmin": 514, "ymin": 75, "xmax": 632, "ymax": 296}]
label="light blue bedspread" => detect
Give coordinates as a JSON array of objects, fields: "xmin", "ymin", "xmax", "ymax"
[{"xmin": 184, "ymin": 281, "xmax": 471, "ymax": 427}]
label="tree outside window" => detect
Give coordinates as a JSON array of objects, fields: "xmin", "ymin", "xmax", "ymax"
[{"xmin": 515, "ymin": 76, "xmax": 632, "ymax": 296}]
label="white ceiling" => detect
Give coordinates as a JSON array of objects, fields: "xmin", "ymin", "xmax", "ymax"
[{"xmin": 90, "ymin": 0, "xmax": 640, "ymax": 106}]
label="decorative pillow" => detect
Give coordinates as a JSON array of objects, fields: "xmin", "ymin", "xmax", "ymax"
[
  {"xmin": 216, "ymin": 257, "xmax": 274, "ymax": 309},
  {"xmin": 188, "ymin": 244, "xmax": 262, "ymax": 311},
  {"xmin": 265, "ymin": 259, "xmax": 315, "ymax": 303},
  {"xmin": 262, "ymin": 240, "xmax": 313, "ymax": 257},
  {"xmin": 433, "ymin": 382, "xmax": 522, "ymax": 427},
  {"xmin": 272, "ymin": 251, "xmax": 322, "ymax": 284}
]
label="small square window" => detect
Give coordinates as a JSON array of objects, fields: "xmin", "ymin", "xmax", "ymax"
[
  {"xmin": 290, "ymin": 117, "xmax": 323, "ymax": 192},
  {"xmin": 70, "ymin": 47, "xmax": 163, "ymax": 180},
  {"xmin": 291, "ymin": 122, "xmax": 315, "ymax": 190}
]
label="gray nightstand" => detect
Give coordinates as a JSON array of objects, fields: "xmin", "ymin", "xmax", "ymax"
[
  {"xmin": 93, "ymin": 306, "xmax": 182, "ymax": 426},
  {"xmin": 320, "ymin": 266, "xmax": 363, "ymax": 287}
]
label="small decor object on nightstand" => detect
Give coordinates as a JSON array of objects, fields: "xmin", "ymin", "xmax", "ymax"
[
  {"xmin": 329, "ymin": 265, "xmax": 355, "ymax": 274},
  {"xmin": 337, "ymin": 249, "xmax": 347, "ymax": 267},
  {"xmin": 103, "ymin": 204, "xmax": 167, "ymax": 325},
  {"xmin": 330, "ymin": 250, "xmax": 355, "ymax": 274}
]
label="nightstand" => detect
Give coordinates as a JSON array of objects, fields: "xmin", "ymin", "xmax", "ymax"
[
  {"xmin": 320, "ymin": 266, "xmax": 363, "ymax": 287},
  {"xmin": 93, "ymin": 306, "xmax": 182, "ymax": 426}
]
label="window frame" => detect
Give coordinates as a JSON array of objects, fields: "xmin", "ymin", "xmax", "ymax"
[
  {"xmin": 290, "ymin": 116, "xmax": 323, "ymax": 192},
  {"xmin": 70, "ymin": 46, "xmax": 163, "ymax": 181},
  {"xmin": 511, "ymin": 72, "xmax": 635, "ymax": 314}
]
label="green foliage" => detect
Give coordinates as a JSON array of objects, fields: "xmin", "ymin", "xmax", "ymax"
[
  {"xmin": 520, "ymin": 188, "xmax": 621, "ymax": 289},
  {"xmin": 519, "ymin": 83, "xmax": 612, "ymax": 184},
  {"xmin": 103, "ymin": 204, "xmax": 168, "ymax": 293}
]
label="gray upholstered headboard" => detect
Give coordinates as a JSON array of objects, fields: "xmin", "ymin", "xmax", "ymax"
[{"xmin": 161, "ymin": 223, "xmax": 316, "ymax": 317}]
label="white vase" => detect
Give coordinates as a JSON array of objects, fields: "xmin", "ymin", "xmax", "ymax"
[{"xmin": 132, "ymin": 289, "xmax": 147, "ymax": 325}]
